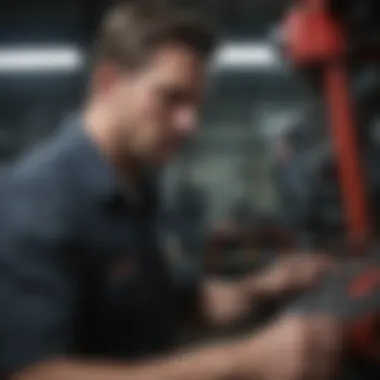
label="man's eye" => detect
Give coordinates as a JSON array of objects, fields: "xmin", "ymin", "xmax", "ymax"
[{"xmin": 162, "ymin": 89, "xmax": 189, "ymax": 106}]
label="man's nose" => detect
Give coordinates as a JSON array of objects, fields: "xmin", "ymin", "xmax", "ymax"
[{"xmin": 175, "ymin": 107, "xmax": 198, "ymax": 135}]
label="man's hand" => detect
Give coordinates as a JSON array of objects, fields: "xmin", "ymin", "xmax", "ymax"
[
  {"xmin": 250, "ymin": 253, "xmax": 334, "ymax": 299},
  {"xmin": 201, "ymin": 253, "xmax": 334, "ymax": 328},
  {"xmin": 232, "ymin": 313, "xmax": 344, "ymax": 380},
  {"xmin": 201, "ymin": 280, "xmax": 252, "ymax": 327}
]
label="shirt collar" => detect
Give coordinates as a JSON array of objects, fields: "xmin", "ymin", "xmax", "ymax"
[
  {"xmin": 61, "ymin": 115, "xmax": 161, "ymax": 215},
  {"xmin": 61, "ymin": 115, "xmax": 137, "ymax": 204}
]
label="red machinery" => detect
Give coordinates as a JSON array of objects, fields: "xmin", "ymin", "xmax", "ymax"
[
  {"xmin": 283, "ymin": 0, "xmax": 371, "ymax": 250},
  {"xmin": 282, "ymin": 0, "xmax": 380, "ymax": 362}
]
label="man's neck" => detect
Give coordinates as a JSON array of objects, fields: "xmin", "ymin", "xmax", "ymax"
[{"xmin": 82, "ymin": 104, "xmax": 141, "ymax": 186}]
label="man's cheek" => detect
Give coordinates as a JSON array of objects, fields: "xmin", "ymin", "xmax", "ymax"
[{"xmin": 140, "ymin": 122, "xmax": 160, "ymax": 151}]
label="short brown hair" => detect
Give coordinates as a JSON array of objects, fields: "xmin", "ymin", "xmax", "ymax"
[{"xmin": 94, "ymin": 0, "xmax": 217, "ymax": 69}]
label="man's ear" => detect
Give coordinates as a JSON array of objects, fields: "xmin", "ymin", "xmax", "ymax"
[{"xmin": 92, "ymin": 63, "xmax": 123, "ymax": 94}]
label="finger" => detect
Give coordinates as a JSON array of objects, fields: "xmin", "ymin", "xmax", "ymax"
[
  {"xmin": 306, "ymin": 316, "xmax": 344, "ymax": 380},
  {"xmin": 290, "ymin": 258, "xmax": 322, "ymax": 289},
  {"xmin": 297, "ymin": 252, "xmax": 334, "ymax": 268},
  {"xmin": 278, "ymin": 315, "xmax": 318, "ymax": 380},
  {"xmin": 307, "ymin": 340, "xmax": 341, "ymax": 380},
  {"xmin": 301, "ymin": 255, "xmax": 334, "ymax": 280}
]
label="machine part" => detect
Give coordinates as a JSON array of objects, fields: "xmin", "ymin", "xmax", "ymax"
[
  {"xmin": 274, "ymin": 82, "xmax": 380, "ymax": 249},
  {"xmin": 288, "ymin": 258, "xmax": 380, "ymax": 367},
  {"xmin": 281, "ymin": 0, "xmax": 372, "ymax": 250}
]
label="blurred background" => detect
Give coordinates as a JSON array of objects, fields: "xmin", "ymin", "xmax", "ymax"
[{"xmin": 2, "ymin": 0, "xmax": 380, "ymax": 273}]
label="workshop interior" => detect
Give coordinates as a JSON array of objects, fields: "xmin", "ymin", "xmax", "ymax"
[{"xmin": 1, "ymin": 0, "xmax": 380, "ymax": 378}]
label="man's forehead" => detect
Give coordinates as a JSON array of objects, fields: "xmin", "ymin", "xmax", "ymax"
[{"xmin": 144, "ymin": 43, "xmax": 206, "ymax": 77}]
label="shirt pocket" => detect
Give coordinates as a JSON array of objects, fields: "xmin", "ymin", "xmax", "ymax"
[{"xmin": 101, "ymin": 251, "xmax": 150, "ymax": 315}]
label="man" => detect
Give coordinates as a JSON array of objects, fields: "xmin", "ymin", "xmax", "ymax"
[{"xmin": 0, "ymin": 1, "xmax": 343, "ymax": 380}]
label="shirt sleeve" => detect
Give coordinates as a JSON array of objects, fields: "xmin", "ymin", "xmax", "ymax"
[{"xmin": 0, "ymin": 178, "xmax": 79, "ymax": 376}]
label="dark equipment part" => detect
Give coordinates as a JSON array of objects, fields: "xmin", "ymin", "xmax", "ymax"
[
  {"xmin": 288, "ymin": 258, "xmax": 380, "ymax": 378},
  {"xmin": 328, "ymin": 0, "xmax": 380, "ymax": 53},
  {"xmin": 274, "ymin": 84, "xmax": 380, "ymax": 250},
  {"xmin": 204, "ymin": 218, "xmax": 296, "ymax": 276}
]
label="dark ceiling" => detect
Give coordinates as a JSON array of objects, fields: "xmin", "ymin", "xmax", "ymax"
[
  {"xmin": 176, "ymin": 0, "xmax": 290, "ymax": 35},
  {"xmin": 0, "ymin": 0, "xmax": 290, "ymax": 46},
  {"xmin": 0, "ymin": 0, "xmax": 296, "ymax": 96}
]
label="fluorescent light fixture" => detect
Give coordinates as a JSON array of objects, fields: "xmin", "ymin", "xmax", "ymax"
[
  {"xmin": 212, "ymin": 42, "xmax": 281, "ymax": 70},
  {"xmin": 0, "ymin": 43, "xmax": 279, "ymax": 73},
  {"xmin": 0, "ymin": 47, "xmax": 84, "ymax": 73}
]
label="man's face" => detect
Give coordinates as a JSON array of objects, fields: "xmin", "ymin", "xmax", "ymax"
[{"xmin": 108, "ymin": 43, "xmax": 207, "ymax": 164}]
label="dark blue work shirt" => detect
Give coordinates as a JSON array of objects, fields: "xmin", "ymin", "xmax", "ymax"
[{"xmin": 0, "ymin": 117, "xmax": 199, "ymax": 374}]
